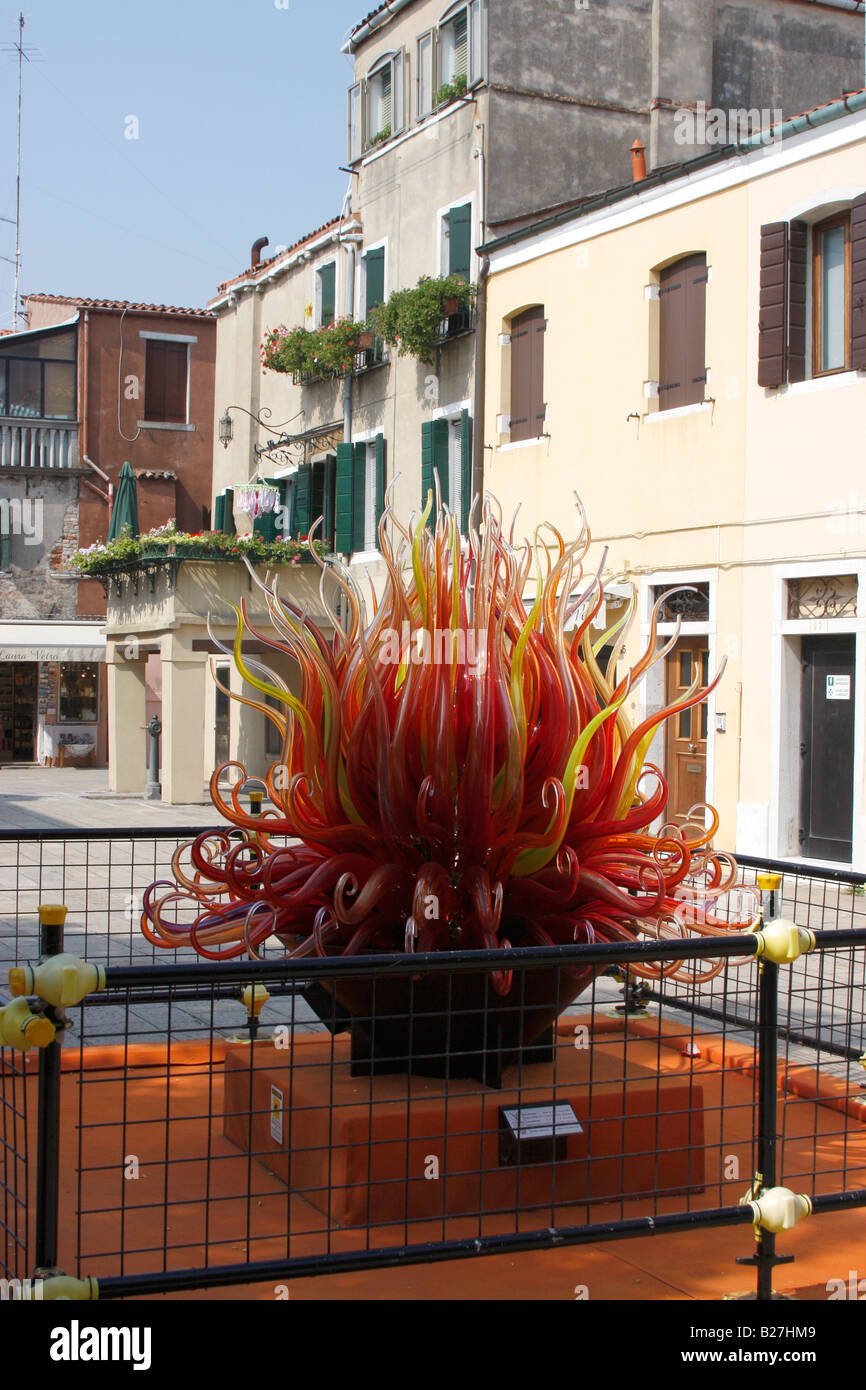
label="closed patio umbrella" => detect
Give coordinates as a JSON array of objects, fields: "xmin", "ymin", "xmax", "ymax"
[{"xmin": 107, "ymin": 461, "xmax": 140, "ymax": 540}]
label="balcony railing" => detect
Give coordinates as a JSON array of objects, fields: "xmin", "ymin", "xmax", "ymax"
[
  {"xmin": 434, "ymin": 304, "xmax": 474, "ymax": 345},
  {"xmin": 0, "ymin": 420, "xmax": 79, "ymax": 470},
  {"xmin": 292, "ymin": 337, "xmax": 388, "ymax": 385}
]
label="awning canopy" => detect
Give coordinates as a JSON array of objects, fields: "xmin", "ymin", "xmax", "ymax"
[{"xmin": 0, "ymin": 623, "xmax": 106, "ymax": 663}]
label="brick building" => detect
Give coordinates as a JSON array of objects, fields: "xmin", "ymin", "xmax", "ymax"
[{"xmin": 0, "ymin": 296, "xmax": 215, "ymax": 768}]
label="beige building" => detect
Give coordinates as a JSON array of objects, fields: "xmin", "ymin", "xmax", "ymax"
[{"xmin": 482, "ymin": 90, "xmax": 866, "ymax": 867}]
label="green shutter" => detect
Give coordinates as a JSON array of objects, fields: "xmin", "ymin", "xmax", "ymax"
[
  {"xmin": 420, "ymin": 419, "xmax": 449, "ymax": 519},
  {"xmin": 253, "ymin": 479, "xmax": 283, "ymax": 543},
  {"xmin": 323, "ymin": 453, "xmax": 336, "ymax": 551},
  {"xmin": 320, "ymin": 262, "xmax": 336, "ymax": 327},
  {"xmin": 460, "ymin": 409, "xmax": 472, "ymax": 534},
  {"xmin": 294, "ymin": 466, "xmax": 311, "ymax": 539},
  {"xmin": 374, "ymin": 434, "xmax": 386, "ymax": 540},
  {"xmin": 213, "ymin": 493, "xmax": 226, "ymax": 533},
  {"xmin": 365, "ymin": 247, "xmax": 385, "ymax": 316},
  {"xmin": 310, "ymin": 459, "xmax": 325, "ymax": 536},
  {"xmin": 283, "ymin": 476, "xmax": 296, "ymax": 539},
  {"xmin": 352, "ymin": 441, "xmax": 367, "ymax": 552},
  {"xmin": 449, "ymin": 203, "xmax": 472, "ymax": 282},
  {"xmin": 336, "ymin": 444, "xmax": 354, "ymax": 554},
  {"xmin": 223, "ymin": 488, "xmax": 236, "ymax": 536}
]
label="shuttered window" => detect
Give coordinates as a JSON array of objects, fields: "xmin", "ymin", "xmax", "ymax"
[
  {"xmin": 658, "ymin": 253, "xmax": 707, "ymax": 410},
  {"xmin": 335, "ymin": 437, "xmax": 385, "ymax": 554},
  {"xmin": 365, "ymin": 247, "xmax": 386, "ymax": 316},
  {"xmin": 348, "ymin": 82, "xmax": 363, "ymax": 162},
  {"xmin": 447, "ymin": 202, "xmax": 472, "ymax": 281},
  {"xmin": 318, "ymin": 262, "xmax": 336, "ymax": 328},
  {"xmin": 422, "ymin": 412, "xmax": 472, "ymax": 532},
  {"xmin": 759, "ymin": 198, "xmax": 866, "ymax": 386},
  {"xmin": 509, "ymin": 305, "xmax": 546, "ymax": 443},
  {"xmin": 144, "ymin": 340, "xmax": 187, "ymax": 423}
]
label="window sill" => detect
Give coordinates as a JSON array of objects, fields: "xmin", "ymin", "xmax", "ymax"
[
  {"xmin": 644, "ymin": 401, "xmax": 712, "ymax": 424},
  {"xmin": 349, "ymin": 549, "xmax": 380, "ymax": 564},
  {"xmin": 137, "ymin": 420, "xmax": 196, "ymax": 432},
  {"xmin": 497, "ymin": 436, "xmax": 547, "ymax": 451},
  {"xmin": 780, "ymin": 371, "xmax": 863, "ymax": 398}
]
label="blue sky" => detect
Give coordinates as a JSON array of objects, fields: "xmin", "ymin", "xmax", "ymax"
[{"xmin": 0, "ymin": 0, "xmax": 367, "ymax": 324}]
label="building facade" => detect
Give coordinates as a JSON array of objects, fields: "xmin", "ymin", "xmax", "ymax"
[
  {"xmin": 0, "ymin": 296, "xmax": 215, "ymax": 770},
  {"xmin": 482, "ymin": 89, "xmax": 866, "ymax": 867}
]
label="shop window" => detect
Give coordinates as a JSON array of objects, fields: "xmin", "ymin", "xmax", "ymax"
[{"xmin": 58, "ymin": 663, "xmax": 99, "ymax": 723}]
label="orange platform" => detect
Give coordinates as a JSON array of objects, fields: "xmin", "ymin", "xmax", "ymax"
[
  {"xmin": 4, "ymin": 1012, "xmax": 866, "ymax": 1300},
  {"xmin": 223, "ymin": 1034, "xmax": 706, "ymax": 1225}
]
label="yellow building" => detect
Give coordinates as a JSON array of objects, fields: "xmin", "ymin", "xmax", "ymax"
[{"xmin": 482, "ymin": 91, "xmax": 866, "ymax": 867}]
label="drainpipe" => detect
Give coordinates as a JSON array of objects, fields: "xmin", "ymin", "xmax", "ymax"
[
  {"xmin": 340, "ymin": 233, "xmax": 363, "ymax": 443},
  {"xmin": 80, "ymin": 310, "xmax": 111, "ymax": 505},
  {"xmin": 471, "ymin": 121, "xmax": 488, "ymax": 508}
]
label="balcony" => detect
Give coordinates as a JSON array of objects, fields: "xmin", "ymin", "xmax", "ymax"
[
  {"xmin": 0, "ymin": 420, "xmax": 79, "ymax": 470},
  {"xmin": 292, "ymin": 337, "xmax": 388, "ymax": 385},
  {"xmin": 434, "ymin": 304, "xmax": 474, "ymax": 346}
]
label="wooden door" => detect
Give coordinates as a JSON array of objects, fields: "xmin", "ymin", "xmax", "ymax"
[{"xmin": 664, "ymin": 637, "xmax": 709, "ymax": 823}]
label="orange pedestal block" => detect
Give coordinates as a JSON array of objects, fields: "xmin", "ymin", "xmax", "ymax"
[{"xmin": 223, "ymin": 1034, "xmax": 706, "ymax": 1228}]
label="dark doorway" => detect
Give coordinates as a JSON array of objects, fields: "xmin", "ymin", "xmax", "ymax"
[
  {"xmin": 214, "ymin": 664, "xmax": 231, "ymax": 773},
  {"xmin": 800, "ymin": 635, "xmax": 856, "ymax": 862}
]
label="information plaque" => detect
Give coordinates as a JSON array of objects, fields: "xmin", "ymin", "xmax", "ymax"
[{"xmin": 498, "ymin": 1101, "xmax": 583, "ymax": 1166}]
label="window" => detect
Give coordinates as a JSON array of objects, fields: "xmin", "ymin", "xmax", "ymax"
[
  {"xmin": 657, "ymin": 253, "xmax": 708, "ymax": 410},
  {"xmin": 758, "ymin": 197, "xmax": 866, "ymax": 387},
  {"xmin": 508, "ymin": 306, "xmax": 546, "ymax": 442},
  {"xmin": 335, "ymin": 436, "xmax": 385, "ymax": 554},
  {"xmin": 317, "ymin": 261, "xmax": 337, "ymax": 329},
  {"xmin": 291, "ymin": 456, "xmax": 337, "ymax": 550},
  {"xmin": 441, "ymin": 201, "xmax": 472, "ymax": 281},
  {"xmin": 417, "ymin": 32, "xmax": 434, "ymax": 118},
  {"xmin": 144, "ymin": 340, "xmax": 188, "ymax": 423},
  {"xmin": 363, "ymin": 246, "xmax": 386, "ymax": 317},
  {"xmin": 0, "ymin": 328, "xmax": 76, "ymax": 420},
  {"xmin": 58, "ymin": 663, "xmax": 99, "ymax": 723},
  {"xmin": 351, "ymin": 51, "xmax": 404, "ymax": 153},
  {"xmin": 421, "ymin": 411, "xmax": 471, "ymax": 532},
  {"xmin": 438, "ymin": 1, "xmax": 483, "ymax": 91},
  {"xmin": 813, "ymin": 214, "xmax": 850, "ymax": 376}
]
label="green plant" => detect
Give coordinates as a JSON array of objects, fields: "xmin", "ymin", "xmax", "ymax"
[
  {"xmin": 70, "ymin": 523, "xmax": 326, "ymax": 575},
  {"xmin": 369, "ymin": 123, "xmax": 392, "ymax": 147},
  {"xmin": 435, "ymin": 73, "xmax": 467, "ymax": 106},
  {"xmin": 261, "ymin": 318, "xmax": 373, "ymax": 379},
  {"xmin": 370, "ymin": 274, "xmax": 476, "ymax": 364}
]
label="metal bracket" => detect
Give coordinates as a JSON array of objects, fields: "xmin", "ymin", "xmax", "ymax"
[{"xmin": 753, "ymin": 919, "xmax": 816, "ymax": 965}]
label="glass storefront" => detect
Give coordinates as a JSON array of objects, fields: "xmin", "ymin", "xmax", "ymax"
[{"xmin": 58, "ymin": 662, "xmax": 99, "ymax": 723}]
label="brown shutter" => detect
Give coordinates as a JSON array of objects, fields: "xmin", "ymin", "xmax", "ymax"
[
  {"xmin": 788, "ymin": 221, "xmax": 808, "ymax": 383},
  {"xmin": 510, "ymin": 305, "xmax": 545, "ymax": 442},
  {"xmin": 162, "ymin": 344, "xmax": 187, "ymax": 422},
  {"xmin": 851, "ymin": 193, "xmax": 866, "ymax": 372},
  {"xmin": 757, "ymin": 222, "xmax": 789, "ymax": 387},
  {"xmin": 144, "ymin": 341, "xmax": 165, "ymax": 419},
  {"xmin": 659, "ymin": 253, "xmax": 706, "ymax": 409}
]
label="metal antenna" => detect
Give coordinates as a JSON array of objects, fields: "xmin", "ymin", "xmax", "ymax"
[{"xmin": 2, "ymin": 14, "xmax": 40, "ymax": 330}]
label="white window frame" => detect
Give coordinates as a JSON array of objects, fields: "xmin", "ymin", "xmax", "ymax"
[
  {"xmin": 436, "ymin": 194, "xmax": 475, "ymax": 279},
  {"xmin": 348, "ymin": 427, "xmax": 383, "ymax": 561},
  {"xmin": 437, "ymin": 0, "xmax": 483, "ymax": 92},
  {"xmin": 365, "ymin": 49, "xmax": 404, "ymax": 147}
]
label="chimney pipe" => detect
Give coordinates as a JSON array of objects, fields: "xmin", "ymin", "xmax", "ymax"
[
  {"xmin": 630, "ymin": 140, "xmax": 647, "ymax": 183},
  {"xmin": 251, "ymin": 236, "xmax": 269, "ymax": 269}
]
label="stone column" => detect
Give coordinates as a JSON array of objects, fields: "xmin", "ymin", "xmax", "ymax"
[
  {"xmin": 160, "ymin": 637, "xmax": 209, "ymax": 805},
  {"xmin": 106, "ymin": 642, "xmax": 147, "ymax": 794}
]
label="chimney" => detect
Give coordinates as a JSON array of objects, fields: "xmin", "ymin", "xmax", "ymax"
[
  {"xmin": 630, "ymin": 139, "xmax": 647, "ymax": 183},
  {"xmin": 251, "ymin": 236, "xmax": 269, "ymax": 269}
]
